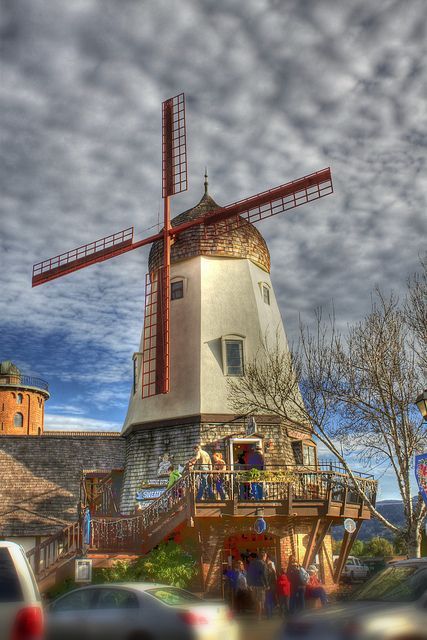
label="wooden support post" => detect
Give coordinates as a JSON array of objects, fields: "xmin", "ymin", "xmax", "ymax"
[
  {"xmin": 287, "ymin": 484, "xmax": 293, "ymax": 515},
  {"xmin": 340, "ymin": 486, "xmax": 348, "ymax": 515},
  {"xmin": 333, "ymin": 520, "xmax": 363, "ymax": 583},
  {"xmin": 302, "ymin": 518, "xmax": 322, "ymax": 568},
  {"xmin": 34, "ymin": 536, "xmax": 41, "ymax": 579},
  {"xmin": 310, "ymin": 519, "xmax": 332, "ymax": 563}
]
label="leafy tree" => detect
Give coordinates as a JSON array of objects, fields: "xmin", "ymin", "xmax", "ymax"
[
  {"xmin": 364, "ymin": 537, "xmax": 395, "ymax": 557},
  {"xmin": 228, "ymin": 260, "xmax": 427, "ymax": 556},
  {"xmin": 350, "ymin": 540, "xmax": 365, "ymax": 557},
  {"xmin": 332, "ymin": 538, "xmax": 364, "ymax": 557}
]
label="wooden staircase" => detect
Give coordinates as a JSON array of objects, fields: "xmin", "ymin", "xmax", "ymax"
[{"xmin": 26, "ymin": 472, "xmax": 194, "ymax": 591}]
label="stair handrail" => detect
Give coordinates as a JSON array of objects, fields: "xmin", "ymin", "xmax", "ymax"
[
  {"xmin": 90, "ymin": 470, "xmax": 194, "ymax": 552},
  {"xmin": 26, "ymin": 519, "xmax": 81, "ymax": 581}
]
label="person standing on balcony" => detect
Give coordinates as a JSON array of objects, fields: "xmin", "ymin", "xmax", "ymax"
[
  {"xmin": 247, "ymin": 445, "xmax": 264, "ymax": 499},
  {"xmin": 212, "ymin": 451, "xmax": 227, "ymax": 500},
  {"xmin": 190, "ymin": 444, "xmax": 214, "ymax": 500}
]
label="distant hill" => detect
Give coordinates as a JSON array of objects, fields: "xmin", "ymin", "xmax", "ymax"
[{"xmin": 332, "ymin": 500, "xmax": 406, "ymax": 541}]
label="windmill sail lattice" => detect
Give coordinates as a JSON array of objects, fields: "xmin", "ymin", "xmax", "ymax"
[{"xmin": 31, "ymin": 92, "xmax": 334, "ymax": 399}]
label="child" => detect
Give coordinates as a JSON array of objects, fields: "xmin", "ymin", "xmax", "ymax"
[{"xmin": 276, "ymin": 568, "xmax": 291, "ymax": 617}]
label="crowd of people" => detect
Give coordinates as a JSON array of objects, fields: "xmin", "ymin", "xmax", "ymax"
[
  {"xmin": 224, "ymin": 552, "xmax": 328, "ymax": 620},
  {"xmin": 176, "ymin": 443, "xmax": 266, "ymax": 501}
]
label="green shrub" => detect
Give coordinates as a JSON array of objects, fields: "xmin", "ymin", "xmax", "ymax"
[{"xmin": 96, "ymin": 542, "xmax": 198, "ymax": 589}]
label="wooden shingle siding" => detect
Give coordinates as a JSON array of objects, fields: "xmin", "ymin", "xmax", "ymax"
[{"xmin": 0, "ymin": 433, "xmax": 125, "ymax": 536}]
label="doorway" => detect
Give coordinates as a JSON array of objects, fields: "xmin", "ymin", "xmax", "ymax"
[
  {"xmin": 221, "ymin": 531, "xmax": 280, "ymax": 602},
  {"xmin": 228, "ymin": 437, "xmax": 263, "ymax": 469}
]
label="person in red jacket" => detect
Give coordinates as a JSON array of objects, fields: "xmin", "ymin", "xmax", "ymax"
[
  {"xmin": 305, "ymin": 565, "xmax": 328, "ymax": 606},
  {"xmin": 276, "ymin": 568, "xmax": 291, "ymax": 617}
]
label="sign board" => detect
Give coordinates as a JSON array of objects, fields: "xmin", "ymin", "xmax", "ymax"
[
  {"xmin": 415, "ymin": 453, "xmax": 427, "ymax": 507},
  {"xmin": 246, "ymin": 416, "xmax": 257, "ymax": 437},
  {"xmin": 344, "ymin": 518, "xmax": 356, "ymax": 534},
  {"xmin": 75, "ymin": 559, "xmax": 92, "ymax": 583},
  {"xmin": 136, "ymin": 488, "xmax": 166, "ymax": 501}
]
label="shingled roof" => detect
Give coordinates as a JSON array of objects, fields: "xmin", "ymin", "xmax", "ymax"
[{"xmin": 0, "ymin": 432, "xmax": 125, "ymax": 536}]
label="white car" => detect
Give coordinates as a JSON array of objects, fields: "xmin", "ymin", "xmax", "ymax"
[
  {"xmin": 279, "ymin": 558, "xmax": 427, "ymax": 640},
  {"xmin": 340, "ymin": 556, "xmax": 370, "ymax": 582},
  {"xmin": 0, "ymin": 540, "xmax": 43, "ymax": 640},
  {"xmin": 46, "ymin": 582, "xmax": 239, "ymax": 640}
]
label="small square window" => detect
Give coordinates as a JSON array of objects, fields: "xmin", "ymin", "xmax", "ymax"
[
  {"xmin": 262, "ymin": 285, "xmax": 270, "ymax": 305},
  {"xmin": 171, "ymin": 281, "xmax": 184, "ymax": 300},
  {"xmin": 225, "ymin": 340, "xmax": 244, "ymax": 376}
]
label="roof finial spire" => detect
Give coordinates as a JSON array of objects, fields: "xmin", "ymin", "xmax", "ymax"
[{"xmin": 204, "ymin": 167, "xmax": 209, "ymax": 195}]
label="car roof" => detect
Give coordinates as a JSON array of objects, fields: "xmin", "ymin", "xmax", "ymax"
[
  {"xmin": 67, "ymin": 582, "xmax": 181, "ymax": 593},
  {"xmin": 388, "ymin": 558, "xmax": 427, "ymax": 566},
  {"xmin": 0, "ymin": 541, "xmax": 22, "ymax": 549}
]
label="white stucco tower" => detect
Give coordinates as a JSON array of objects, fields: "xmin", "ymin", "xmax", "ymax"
[
  {"xmin": 120, "ymin": 182, "xmax": 304, "ymax": 513},
  {"xmin": 123, "ymin": 184, "xmax": 289, "ymax": 432}
]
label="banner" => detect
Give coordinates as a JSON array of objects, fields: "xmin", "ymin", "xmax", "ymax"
[{"xmin": 415, "ymin": 453, "xmax": 427, "ymax": 507}]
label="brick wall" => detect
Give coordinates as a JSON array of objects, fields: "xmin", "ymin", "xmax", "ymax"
[{"xmin": 0, "ymin": 387, "xmax": 46, "ymax": 436}]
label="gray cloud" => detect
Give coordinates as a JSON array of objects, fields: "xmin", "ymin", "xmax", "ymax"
[{"xmin": 0, "ymin": 0, "xmax": 426, "ymax": 441}]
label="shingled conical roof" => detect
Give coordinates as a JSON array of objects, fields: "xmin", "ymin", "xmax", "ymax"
[{"xmin": 148, "ymin": 186, "xmax": 270, "ymax": 272}]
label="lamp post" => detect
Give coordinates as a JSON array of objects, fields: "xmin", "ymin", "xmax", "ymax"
[{"xmin": 415, "ymin": 390, "xmax": 427, "ymax": 421}]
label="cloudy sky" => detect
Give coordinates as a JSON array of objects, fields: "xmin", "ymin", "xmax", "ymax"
[{"xmin": 1, "ymin": 0, "xmax": 426, "ymax": 498}]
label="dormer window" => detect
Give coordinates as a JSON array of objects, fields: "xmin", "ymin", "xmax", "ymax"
[{"xmin": 171, "ymin": 280, "xmax": 184, "ymax": 300}]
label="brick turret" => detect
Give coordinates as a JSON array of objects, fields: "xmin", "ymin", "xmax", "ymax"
[{"xmin": 0, "ymin": 361, "xmax": 49, "ymax": 436}]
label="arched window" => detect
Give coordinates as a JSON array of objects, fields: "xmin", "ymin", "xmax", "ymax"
[
  {"xmin": 17, "ymin": 393, "xmax": 23, "ymax": 404},
  {"xmin": 14, "ymin": 412, "xmax": 24, "ymax": 428}
]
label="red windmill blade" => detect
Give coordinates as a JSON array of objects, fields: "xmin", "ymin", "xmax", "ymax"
[{"xmin": 31, "ymin": 92, "xmax": 334, "ymax": 399}]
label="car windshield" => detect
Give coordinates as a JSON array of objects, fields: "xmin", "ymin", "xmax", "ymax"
[
  {"xmin": 352, "ymin": 565, "xmax": 427, "ymax": 603},
  {"xmin": 146, "ymin": 587, "xmax": 203, "ymax": 606}
]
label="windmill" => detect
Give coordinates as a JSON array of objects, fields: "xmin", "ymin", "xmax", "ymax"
[{"xmin": 32, "ymin": 93, "xmax": 333, "ymax": 400}]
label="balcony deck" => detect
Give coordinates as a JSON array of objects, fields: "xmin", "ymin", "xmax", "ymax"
[{"xmin": 87, "ymin": 465, "xmax": 377, "ymax": 554}]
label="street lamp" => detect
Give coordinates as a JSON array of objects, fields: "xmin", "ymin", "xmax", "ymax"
[{"xmin": 415, "ymin": 389, "xmax": 427, "ymax": 421}]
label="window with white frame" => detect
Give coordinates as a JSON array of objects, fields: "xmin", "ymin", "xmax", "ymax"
[
  {"xmin": 302, "ymin": 442, "xmax": 316, "ymax": 467},
  {"xmin": 223, "ymin": 337, "xmax": 245, "ymax": 376},
  {"xmin": 17, "ymin": 393, "xmax": 23, "ymax": 404}
]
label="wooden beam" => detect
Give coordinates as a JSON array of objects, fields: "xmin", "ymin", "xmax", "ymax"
[
  {"xmin": 305, "ymin": 519, "xmax": 332, "ymax": 568},
  {"xmin": 302, "ymin": 518, "xmax": 322, "ymax": 568},
  {"xmin": 287, "ymin": 484, "xmax": 293, "ymax": 515},
  {"xmin": 333, "ymin": 520, "xmax": 363, "ymax": 583},
  {"xmin": 340, "ymin": 486, "xmax": 348, "ymax": 515}
]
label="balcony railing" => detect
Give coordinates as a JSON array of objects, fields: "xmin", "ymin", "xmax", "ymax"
[
  {"xmin": 0, "ymin": 374, "xmax": 49, "ymax": 392},
  {"xmin": 190, "ymin": 467, "xmax": 377, "ymax": 505}
]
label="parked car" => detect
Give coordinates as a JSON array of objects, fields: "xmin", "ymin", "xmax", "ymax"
[
  {"xmin": 278, "ymin": 558, "xmax": 427, "ymax": 640},
  {"xmin": 0, "ymin": 540, "xmax": 43, "ymax": 640},
  {"xmin": 339, "ymin": 555, "xmax": 370, "ymax": 583},
  {"xmin": 46, "ymin": 582, "xmax": 239, "ymax": 640}
]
